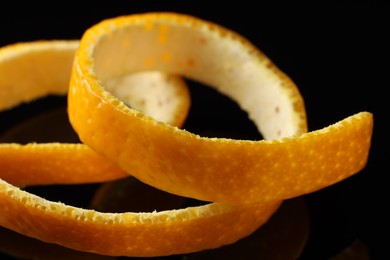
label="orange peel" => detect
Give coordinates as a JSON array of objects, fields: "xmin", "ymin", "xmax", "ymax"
[
  {"xmin": 68, "ymin": 12, "xmax": 373, "ymax": 205},
  {"xmin": 0, "ymin": 39, "xmax": 280, "ymax": 256},
  {"xmin": 0, "ymin": 12, "xmax": 373, "ymax": 258},
  {"xmin": 0, "ymin": 143, "xmax": 128, "ymax": 186},
  {"xmin": 0, "ymin": 178, "xmax": 281, "ymax": 257}
]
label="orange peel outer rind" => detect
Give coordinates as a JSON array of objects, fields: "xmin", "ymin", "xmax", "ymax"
[
  {"xmin": 0, "ymin": 143, "xmax": 128, "ymax": 186},
  {"xmin": 68, "ymin": 12, "xmax": 373, "ymax": 205},
  {"xmin": 0, "ymin": 179, "xmax": 281, "ymax": 257}
]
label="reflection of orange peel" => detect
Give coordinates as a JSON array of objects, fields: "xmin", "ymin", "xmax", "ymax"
[{"xmin": 0, "ymin": 12, "xmax": 373, "ymax": 257}]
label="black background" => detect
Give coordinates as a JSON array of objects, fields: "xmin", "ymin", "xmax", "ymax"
[{"xmin": 0, "ymin": 1, "xmax": 387, "ymax": 259}]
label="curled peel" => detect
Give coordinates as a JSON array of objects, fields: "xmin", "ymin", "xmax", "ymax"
[
  {"xmin": 0, "ymin": 38, "xmax": 280, "ymax": 256},
  {"xmin": 0, "ymin": 178, "xmax": 281, "ymax": 257},
  {"xmin": 0, "ymin": 12, "xmax": 373, "ymax": 257},
  {"xmin": 68, "ymin": 12, "xmax": 373, "ymax": 205}
]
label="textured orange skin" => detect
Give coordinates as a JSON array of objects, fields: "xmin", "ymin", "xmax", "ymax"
[
  {"xmin": 68, "ymin": 12, "xmax": 373, "ymax": 205},
  {"xmin": 0, "ymin": 179, "xmax": 281, "ymax": 257},
  {"xmin": 0, "ymin": 143, "xmax": 128, "ymax": 186}
]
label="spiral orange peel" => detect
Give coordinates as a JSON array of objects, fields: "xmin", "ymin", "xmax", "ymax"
[
  {"xmin": 0, "ymin": 12, "xmax": 373, "ymax": 257},
  {"xmin": 0, "ymin": 36, "xmax": 280, "ymax": 257}
]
